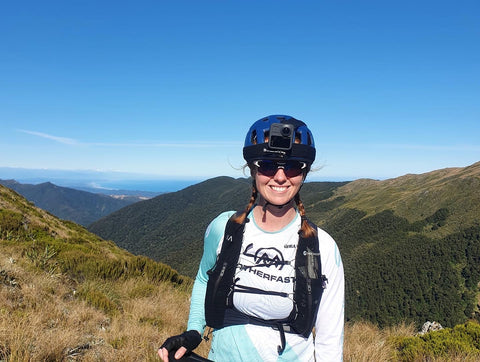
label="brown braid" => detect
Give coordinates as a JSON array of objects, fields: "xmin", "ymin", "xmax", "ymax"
[
  {"xmin": 295, "ymin": 193, "xmax": 317, "ymax": 238},
  {"xmin": 232, "ymin": 180, "xmax": 258, "ymax": 224}
]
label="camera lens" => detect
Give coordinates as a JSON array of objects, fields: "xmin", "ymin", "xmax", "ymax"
[{"xmin": 281, "ymin": 127, "xmax": 291, "ymax": 137}]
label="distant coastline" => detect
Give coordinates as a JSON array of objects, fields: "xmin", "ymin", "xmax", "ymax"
[
  {"xmin": 78, "ymin": 179, "xmax": 202, "ymax": 195},
  {"xmin": 0, "ymin": 167, "xmax": 203, "ymax": 194}
]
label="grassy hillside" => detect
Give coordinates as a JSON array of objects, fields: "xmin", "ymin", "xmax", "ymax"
[
  {"xmin": 0, "ymin": 184, "xmax": 195, "ymax": 360},
  {"xmin": 2, "ymin": 184, "xmax": 480, "ymax": 360},
  {"xmin": 89, "ymin": 162, "xmax": 480, "ymax": 329},
  {"xmin": 319, "ymin": 161, "xmax": 480, "ymax": 238},
  {"xmin": 0, "ymin": 179, "xmax": 139, "ymax": 226},
  {"xmin": 309, "ymin": 162, "xmax": 480, "ymax": 328}
]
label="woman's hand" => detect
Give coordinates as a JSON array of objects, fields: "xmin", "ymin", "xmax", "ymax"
[
  {"xmin": 158, "ymin": 330, "xmax": 202, "ymax": 361},
  {"xmin": 158, "ymin": 346, "xmax": 187, "ymax": 361}
]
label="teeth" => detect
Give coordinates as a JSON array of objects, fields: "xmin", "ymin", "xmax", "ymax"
[{"xmin": 271, "ymin": 186, "xmax": 287, "ymax": 192}]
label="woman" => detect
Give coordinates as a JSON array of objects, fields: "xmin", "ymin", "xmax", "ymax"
[{"xmin": 159, "ymin": 115, "xmax": 344, "ymax": 361}]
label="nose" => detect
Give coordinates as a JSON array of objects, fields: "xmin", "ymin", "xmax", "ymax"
[{"xmin": 273, "ymin": 167, "xmax": 287, "ymax": 182}]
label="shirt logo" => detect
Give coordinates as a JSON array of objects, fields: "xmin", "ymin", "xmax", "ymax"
[{"xmin": 243, "ymin": 243, "xmax": 287, "ymax": 270}]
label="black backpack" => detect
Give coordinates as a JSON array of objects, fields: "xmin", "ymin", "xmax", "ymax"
[{"xmin": 204, "ymin": 213, "xmax": 327, "ymax": 338}]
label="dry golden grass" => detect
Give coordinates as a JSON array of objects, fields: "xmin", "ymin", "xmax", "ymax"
[
  {"xmin": 0, "ymin": 247, "xmax": 477, "ymax": 361},
  {"xmin": 0, "ymin": 259, "xmax": 428, "ymax": 362},
  {"xmin": 343, "ymin": 320, "xmax": 480, "ymax": 362},
  {"xmin": 0, "ymin": 250, "xmax": 191, "ymax": 361},
  {"xmin": 0, "ymin": 243, "xmax": 214, "ymax": 361},
  {"xmin": 343, "ymin": 320, "xmax": 419, "ymax": 361}
]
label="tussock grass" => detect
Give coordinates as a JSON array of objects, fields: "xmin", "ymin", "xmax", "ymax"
[
  {"xmin": 343, "ymin": 321, "xmax": 431, "ymax": 361},
  {"xmin": 2, "ymin": 252, "xmax": 478, "ymax": 362},
  {"xmin": 0, "ymin": 244, "xmax": 210, "ymax": 361},
  {"xmin": 343, "ymin": 320, "xmax": 480, "ymax": 362},
  {"xmin": 2, "ymin": 182, "xmax": 479, "ymax": 361},
  {"xmin": 344, "ymin": 320, "xmax": 399, "ymax": 361},
  {"xmin": 0, "ymin": 242, "xmax": 478, "ymax": 361}
]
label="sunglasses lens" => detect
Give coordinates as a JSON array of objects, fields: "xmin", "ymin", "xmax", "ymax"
[
  {"xmin": 255, "ymin": 160, "xmax": 305, "ymax": 177},
  {"xmin": 284, "ymin": 161, "xmax": 305, "ymax": 177},
  {"xmin": 256, "ymin": 160, "xmax": 278, "ymax": 176}
]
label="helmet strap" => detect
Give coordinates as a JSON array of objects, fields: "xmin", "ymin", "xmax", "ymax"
[{"xmin": 262, "ymin": 200, "xmax": 289, "ymax": 212}]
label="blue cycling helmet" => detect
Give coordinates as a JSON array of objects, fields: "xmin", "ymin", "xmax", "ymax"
[{"xmin": 243, "ymin": 115, "xmax": 316, "ymax": 165}]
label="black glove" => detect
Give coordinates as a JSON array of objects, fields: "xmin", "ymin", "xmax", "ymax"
[{"xmin": 160, "ymin": 330, "xmax": 202, "ymax": 354}]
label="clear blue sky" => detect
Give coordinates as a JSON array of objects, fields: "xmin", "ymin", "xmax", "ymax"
[{"xmin": 1, "ymin": 0, "xmax": 479, "ymax": 185}]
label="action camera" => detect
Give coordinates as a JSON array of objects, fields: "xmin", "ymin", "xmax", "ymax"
[{"xmin": 268, "ymin": 123, "xmax": 294, "ymax": 151}]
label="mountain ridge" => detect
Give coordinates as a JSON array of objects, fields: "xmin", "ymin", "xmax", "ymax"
[
  {"xmin": 0, "ymin": 179, "xmax": 143, "ymax": 226},
  {"xmin": 89, "ymin": 161, "xmax": 480, "ymax": 328},
  {"xmin": 89, "ymin": 176, "xmax": 255, "ymax": 274},
  {"xmin": 324, "ymin": 161, "xmax": 480, "ymax": 237}
]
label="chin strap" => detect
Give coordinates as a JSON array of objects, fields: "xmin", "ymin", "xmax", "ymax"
[{"xmin": 262, "ymin": 200, "xmax": 290, "ymax": 212}]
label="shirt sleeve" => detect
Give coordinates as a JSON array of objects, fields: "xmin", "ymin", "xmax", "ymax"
[
  {"xmin": 314, "ymin": 228, "xmax": 345, "ymax": 362},
  {"xmin": 187, "ymin": 211, "xmax": 235, "ymax": 333}
]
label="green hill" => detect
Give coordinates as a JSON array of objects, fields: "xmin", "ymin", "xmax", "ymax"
[
  {"xmin": 2, "ymin": 182, "xmax": 479, "ymax": 360},
  {"xmin": 88, "ymin": 177, "xmax": 349, "ymax": 277},
  {"xmin": 316, "ymin": 161, "xmax": 480, "ymax": 237},
  {"xmin": 89, "ymin": 176, "xmax": 256, "ymax": 277},
  {"xmin": 309, "ymin": 162, "xmax": 480, "ymax": 327},
  {"xmin": 0, "ymin": 184, "xmax": 194, "ymax": 360},
  {"xmin": 89, "ymin": 162, "xmax": 480, "ymax": 328},
  {"xmin": 0, "ymin": 184, "xmax": 189, "ymax": 288},
  {"xmin": 0, "ymin": 179, "xmax": 141, "ymax": 226}
]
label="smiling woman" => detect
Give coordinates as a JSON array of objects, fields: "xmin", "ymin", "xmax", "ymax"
[
  {"xmin": 239, "ymin": 116, "xmax": 316, "ymax": 231},
  {"xmin": 158, "ymin": 115, "xmax": 345, "ymax": 362}
]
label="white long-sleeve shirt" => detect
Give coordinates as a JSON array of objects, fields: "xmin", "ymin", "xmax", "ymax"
[{"xmin": 187, "ymin": 210, "xmax": 344, "ymax": 361}]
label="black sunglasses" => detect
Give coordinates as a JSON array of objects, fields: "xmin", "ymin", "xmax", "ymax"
[{"xmin": 253, "ymin": 160, "xmax": 307, "ymax": 178}]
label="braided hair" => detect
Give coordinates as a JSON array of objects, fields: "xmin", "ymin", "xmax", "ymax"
[
  {"xmin": 294, "ymin": 193, "xmax": 317, "ymax": 238},
  {"xmin": 232, "ymin": 180, "xmax": 258, "ymax": 225}
]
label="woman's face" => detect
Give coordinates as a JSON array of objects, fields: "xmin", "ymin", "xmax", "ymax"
[{"xmin": 252, "ymin": 161, "xmax": 305, "ymax": 207}]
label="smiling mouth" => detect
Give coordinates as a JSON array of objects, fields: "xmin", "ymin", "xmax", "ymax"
[{"xmin": 270, "ymin": 186, "xmax": 288, "ymax": 192}]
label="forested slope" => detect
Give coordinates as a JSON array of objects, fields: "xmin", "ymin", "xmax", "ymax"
[
  {"xmin": 89, "ymin": 162, "xmax": 480, "ymax": 328},
  {"xmin": 312, "ymin": 162, "xmax": 480, "ymax": 327},
  {"xmin": 89, "ymin": 176, "xmax": 254, "ymax": 277}
]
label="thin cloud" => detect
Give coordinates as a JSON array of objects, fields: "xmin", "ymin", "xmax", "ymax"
[
  {"xmin": 18, "ymin": 129, "xmax": 240, "ymax": 148},
  {"xmin": 18, "ymin": 129, "xmax": 79, "ymax": 145}
]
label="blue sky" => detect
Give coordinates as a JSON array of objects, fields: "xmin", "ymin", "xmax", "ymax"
[{"xmin": 1, "ymin": 0, "xmax": 479, "ymax": 187}]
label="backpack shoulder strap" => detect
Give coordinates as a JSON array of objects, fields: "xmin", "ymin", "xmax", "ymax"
[
  {"xmin": 204, "ymin": 212, "xmax": 245, "ymax": 328},
  {"xmin": 288, "ymin": 217, "xmax": 325, "ymax": 337}
]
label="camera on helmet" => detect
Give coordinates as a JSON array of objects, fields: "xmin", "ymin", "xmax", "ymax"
[{"xmin": 268, "ymin": 123, "xmax": 294, "ymax": 151}]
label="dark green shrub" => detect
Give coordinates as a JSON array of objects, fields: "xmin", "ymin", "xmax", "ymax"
[
  {"xmin": 77, "ymin": 282, "xmax": 120, "ymax": 315},
  {"xmin": 0, "ymin": 209, "xmax": 24, "ymax": 237},
  {"xmin": 393, "ymin": 321, "xmax": 480, "ymax": 361},
  {"xmin": 128, "ymin": 282, "xmax": 156, "ymax": 298},
  {"xmin": 24, "ymin": 244, "xmax": 58, "ymax": 273}
]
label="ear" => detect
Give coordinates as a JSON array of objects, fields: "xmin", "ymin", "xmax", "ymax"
[
  {"xmin": 301, "ymin": 171, "xmax": 308, "ymax": 185},
  {"xmin": 249, "ymin": 165, "xmax": 256, "ymax": 178},
  {"xmin": 302, "ymin": 165, "xmax": 311, "ymax": 182}
]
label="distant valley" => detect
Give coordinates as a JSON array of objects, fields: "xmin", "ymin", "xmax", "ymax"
[
  {"xmin": 0, "ymin": 179, "xmax": 147, "ymax": 226},
  {"xmin": 1, "ymin": 162, "xmax": 479, "ymax": 329},
  {"xmin": 89, "ymin": 162, "xmax": 480, "ymax": 329}
]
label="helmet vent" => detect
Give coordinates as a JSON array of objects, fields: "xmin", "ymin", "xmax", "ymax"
[
  {"xmin": 295, "ymin": 131, "xmax": 301, "ymax": 144},
  {"xmin": 251, "ymin": 130, "xmax": 257, "ymax": 145},
  {"xmin": 263, "ymin": 130, "xmax": 269, "ymax": 143}
]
